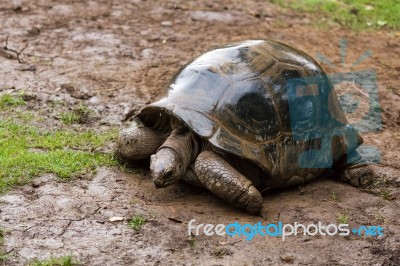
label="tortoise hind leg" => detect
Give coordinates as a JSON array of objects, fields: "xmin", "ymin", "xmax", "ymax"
[
  {"xmin": 337, "ymin": 163, "xmax": 376, "ymax": 189},
  {"xmin": 194, "ymin": 150, "xmax": 263, "ymax": 215},
  {"xmin": 335, "ymin": 147, "xmax": 394, "ymax": 190}
]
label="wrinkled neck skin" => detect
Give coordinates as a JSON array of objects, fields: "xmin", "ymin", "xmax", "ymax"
[
  {"xmin": 150, "ymin": 123, "xmax": 201, "ymax": 188},
  {"xmin": 165, "ymin": 126, "xmax": 200, "ymax": 168}
]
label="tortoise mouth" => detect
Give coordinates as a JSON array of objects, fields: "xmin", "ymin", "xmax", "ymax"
[
  {"xmin": 150, "ymin": 155, "xmax": 180, "ymax": 188},
  {"xmin": 150, "ymin": 151, "xmax": 182, "ymax": 188},
  {"xmin": 153, "ymin": 170, "xmax": 178, "ymax": 188},
  {"xmin": 154, "ymin": 179, "xmax": 175, "ymax": 188}
]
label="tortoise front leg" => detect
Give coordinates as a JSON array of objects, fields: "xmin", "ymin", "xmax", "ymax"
[
  {"xmin": 116, "ymin": 118, "xmax": 167, "ymax": 162},
  {"xmin": 194, "ymin": 150, "xmax": 263, "ymax": 215}
]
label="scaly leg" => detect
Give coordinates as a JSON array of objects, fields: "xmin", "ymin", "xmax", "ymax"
[
  {"xmin": 116, "ymin": 118, "xmax": 167, "ymax": 161},
  {"xmin": 337, "ymin": 150, "xmax": 383, "ymax": 190},
  {"xmin": 194, "ymin": 150, "xmax": 263, "ymax": 215}
]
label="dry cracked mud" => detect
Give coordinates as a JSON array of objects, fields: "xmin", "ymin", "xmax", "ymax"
[{"xmin": 0, "ymin": 0, "xmax": 399, "ymax": 265}]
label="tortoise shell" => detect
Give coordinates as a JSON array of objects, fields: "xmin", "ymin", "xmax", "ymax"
[{"xmin": 138, "ymin": 40, "xmax": 362, "ymax": 187}]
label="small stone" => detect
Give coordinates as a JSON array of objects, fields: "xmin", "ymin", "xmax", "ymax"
[
  {"xmin": 141, "ymin": 48, "xmax": 154, "ymax": 59},
  {"xmin": 280, "ymin": 254, "xmax": 294, "ymax": 263},
  {"xmin": 27, "ymin": 25, "xmax": 41, "ymax": 36},
  {"xmin": 32, "ymin": 179, "xmax": 44, "ymax": 188},
  {"xmin": 88, "ymin": 96, "xmax": 100, "ymax": 104},
  {"xmin": 161, "ymin": 21, "xmax": 173, "ymax": 27},
  {"xmin": 109, "ymin": 216, "xmax": 124, "ymax": 222},
  {"xmin": 190, "ymin": 11, "xmax": 233, "ymax": 23}
]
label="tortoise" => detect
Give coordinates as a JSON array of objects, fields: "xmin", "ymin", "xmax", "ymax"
[{"xmin": 116, "ymin": 40, "xmax": 378, "ymax": 215}]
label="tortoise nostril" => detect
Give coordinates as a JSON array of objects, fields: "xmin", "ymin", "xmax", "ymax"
[{"xmin": 164, "ymin": 170, "xmax": 173, "ymax": 180}]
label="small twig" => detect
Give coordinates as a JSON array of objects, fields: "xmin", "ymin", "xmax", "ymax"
[
  {"xmin": 2, "ymin": 34, "xmax": 28, "ymax": 63},
  {"xmin": 92, "ymin": 87, "xmax": 120, "ymax": 93}
]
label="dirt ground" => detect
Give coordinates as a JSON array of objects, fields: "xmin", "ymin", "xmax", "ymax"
[{"xmin": 0, "ymin": 0, "xmax": 399, "ymax": 265}]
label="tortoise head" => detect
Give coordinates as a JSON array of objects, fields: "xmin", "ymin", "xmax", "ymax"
[{"xmin": 150, "ymin": 148, "xmax": 184, "ymax": 188}]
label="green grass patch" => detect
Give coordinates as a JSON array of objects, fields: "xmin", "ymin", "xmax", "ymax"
[
  {"xmin": 0, "ymin": 120, "xmax": 118, "ymax": 193},
  {"xmin": 29, "ymin": 256, "xmax": 77, "ymax": 266},
  {"xmin": 338, "ymin": 213, "xmax": 349, "ymax": 224},
  {"xmin": 59, "ymin": 105, "xmax": 94, "ymax": 125},
  {"xmin": 380, "ymin": 190, "xmax": 393, "ymax": 200},
  {"xmin": 187, "ymin": 234, "xmax": 196, "ymax": 248},
  {"xmin": 128, "ymin": 215, "xmax": 147, "ymax": 230},
  {"xmin": 59, "ymin": 112, "xmax": 80, "ymax": 125},
  {"xmin": 0, "ymin": 254, "xmax": 8, "ymax": 263},
  {"xmin": 271, "ymin": 0, "xmax": 400, "ymax": 30},
  {"xmin": 0, "ymin": 227, "xmax": 5, "ymax": 246},
  {"xmin": 0, "ymin": 227, "xmax": 7, "ymax": 262},
  {"xmin": 0, "ymin": 94, "xmax": 25, "ymax": 109},
  {"xmin": 330, "ymin": 191, "xmax": 341, "ymax": 202}
]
